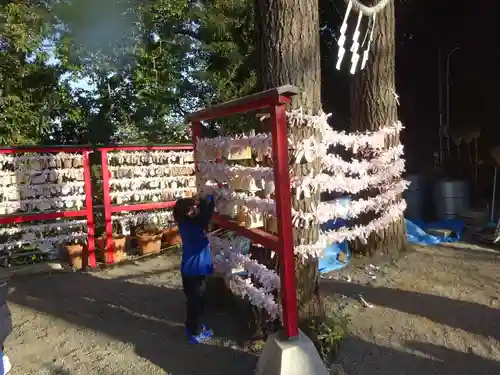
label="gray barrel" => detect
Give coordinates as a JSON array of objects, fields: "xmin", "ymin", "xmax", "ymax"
[
  {"xmin": 433, "ymin": 179, "xmax": 469, "ymax": 220},
  {"xmin": 403, "ymin": 174, "xmax": 426, "ymax": 221}
]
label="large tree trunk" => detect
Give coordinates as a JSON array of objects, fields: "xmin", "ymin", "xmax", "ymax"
[
  {"xmin": 255, "ymin": 0, "xmax": 324, "ymax": 318},
  {"xmin": 349, "ymin": 0, "xmax": 406, "ymax": 257}
]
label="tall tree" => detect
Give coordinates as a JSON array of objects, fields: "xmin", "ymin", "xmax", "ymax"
[
  {"xmin": 349, "ymin": 0, "xmax": 406, "ymax": 257},
  {"xmin": 255, "ymin": 0, "xmax": 323, "ymax": 317},
  {"xmin": 0, "ymin": 1, "xmax": 66, "ymax": 145}
]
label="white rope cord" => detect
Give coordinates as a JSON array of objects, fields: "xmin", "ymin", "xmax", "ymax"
[{"xmin": 347, "ymin": 0, "xmax": 392, "ymax": 16}]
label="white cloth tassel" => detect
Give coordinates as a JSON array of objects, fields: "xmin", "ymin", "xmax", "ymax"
[
  {"xmin": 336, "ymin": 0, "xmax": 353, "ymax": 71},
  {"xmin": 361, "ymin": 14, "xmax": 376, "ymax": 70},
  {"xmin": 349, "ymin": 11, "xmax": 363, "ymax": 74}
]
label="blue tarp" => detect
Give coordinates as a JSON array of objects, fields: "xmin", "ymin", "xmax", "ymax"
[
  {"xmin": 405, "ymin": 218, "xmax": 464, "ymax": 245},
  {"xmin": 318, "ymin": 215, "xmax": 465, "ymax": 273},
  {"xmin": 318, "ymin": 215, "xmax": 351, "ymax": 273}
]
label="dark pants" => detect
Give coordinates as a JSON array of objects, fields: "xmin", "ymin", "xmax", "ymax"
[{"xmin": 182, "ymin": 275, "xmax": 206, "ymax": 335}]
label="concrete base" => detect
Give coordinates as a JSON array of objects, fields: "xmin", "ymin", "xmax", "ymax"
[{"xmin": 255, "ymin": 329, "xmax": 329, "ymax": 375}]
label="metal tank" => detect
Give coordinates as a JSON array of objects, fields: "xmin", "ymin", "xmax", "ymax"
[
  {"xmin": 433, "ymin": 179, "xmax": 469, "ymax": 220},
  {"xmin": 403, "ymin": 174, "xmax": 426, "ymax": 221}
]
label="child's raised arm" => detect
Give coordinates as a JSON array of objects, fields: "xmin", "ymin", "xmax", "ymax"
[{"xmin": 197, "ymin": 195, "xmax": 215, "ymax": 227}]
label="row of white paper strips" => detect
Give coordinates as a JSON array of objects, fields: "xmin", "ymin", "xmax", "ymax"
[
  {"xmin": 0, "ymin": 231, "xmax": 87, "ymax": 251},
  {"xmin": 196, "ymin": 133, "xmax": 272, "ymax": 162},
  {"xmin": 0, "ymin": 153, "xmax": 87, "ymax": 215},
  {"xmin": 110, "ymin": 188, "xmax": 197, "ymax": 205},
  {"xmin": 0, "ymin": 168, "xmax": 85, "ymax": 187},
  {"xmin": 0, "ymin": 181, "xmax": 85, "ymax": 201},
  {"xmin": 0, "ymin": 195, "xmax": 86, "ymax": 215},
  {"xmin": 210, "ymin": 234, "xmax": 282, "ymax": 320},
  {"xmin": 0, "ymin": 219, "xmax": 87, "ymax": 236},
  {"xmin": 0, "ymin": 153, "xmax": 84, "ymax": 170},
  {"xmin": 212, "ymin": 179, "xmax": 408, "ymax": 223},
  {"xmin": 108, "ymin": 150, "xmax": 193, "ymax": 165},
  {"xmin": 107, "ymin": 150, "xmax": 196, "ymax": 206},
  {"xmin": 110, "ymin": 176, "xmax": 196, "ymax": 190},
  {"xmin": 197, "ymin": 135, "xmax": 405, "ymax": 221},
  {"xmin": 195, "ymin": 109, "xmax": 408, "ymax": 258},
  {"xmin": 108, "ymin": 164, "xmax": 195, "ymax": 179},
  {"xmin": 112, "ymin": 210, "xmax": 174, "ymax": 236}
]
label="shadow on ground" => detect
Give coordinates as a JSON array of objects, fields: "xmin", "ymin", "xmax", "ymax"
[
  {"xmin": 322, "ymin": 280, "xmax": 500, "ymax": 341},
  {"xmin": 337, "ymin": 336, "xmax": 500, "ymax": 375},
  {"xmin": 7, "ymin": 271, "xmax": 257, "ymax": 375}
]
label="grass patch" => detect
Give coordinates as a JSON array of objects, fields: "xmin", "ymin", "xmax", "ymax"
[{"xmin": 300, "ymin": 312, "xmax": 350, "ymax": 363}]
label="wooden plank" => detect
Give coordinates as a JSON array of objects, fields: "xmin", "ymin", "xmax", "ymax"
[{"xmin": 187, "ymin": 85, "xmax": 299, "ymax": 122}]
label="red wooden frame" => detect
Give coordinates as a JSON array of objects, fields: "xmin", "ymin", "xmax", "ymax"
[
  {"xmin": 0, "ymin": 146, "xmax": 96, "ymax": 268},
  {"xmin": 189, "ymin": 85, "xmax": 300, "ymax": 339},
  {"xmin": 98, "ymin": 144, "xmax": 193, "ymax": 264}
]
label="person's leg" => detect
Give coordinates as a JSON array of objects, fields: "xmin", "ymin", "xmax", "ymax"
[{"xmin": 182, "ymin": 275, "xmax": 202, "ymax": 335}]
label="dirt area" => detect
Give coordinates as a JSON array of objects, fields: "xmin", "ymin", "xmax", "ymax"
[
  {"xmin": 3, "ymin": 253, "xmax": 257, "ymax": 375},
  {"xmin": 2, "ymin": 241, "xmax": 500, "ymax": 374},
  {"xmin": 323, "ymin": 243, "xmax": 500, "ymax": 375}
]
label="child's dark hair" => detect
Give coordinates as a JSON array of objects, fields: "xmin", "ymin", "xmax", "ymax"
[{"xmin": 173, "ymin": 198, "xmax": 196, "ymax": 224}]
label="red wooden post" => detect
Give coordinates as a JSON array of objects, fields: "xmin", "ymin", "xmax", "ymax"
[
  {"xmin": 188, "ymin": 86, "xmax": 300, "ymax": 339},
  {"xmin": 82, "ymin": 151, "xmax": 96, "ymax": 268},
  {"xmin": 100, "ymin": 149, "xmax": 114, "ymax": 264},
  {"xmin": 270, "ymin": 104, "xmax": 299, "ymax": 338}
]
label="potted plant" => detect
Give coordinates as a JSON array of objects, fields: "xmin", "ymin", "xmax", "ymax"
[
  {"xmin": 95, "ymin": 223, "xmax": 127, "ymax": 263},
  {"xmin": 162, "ymin": 225, "xmax": 182, "ymax": 247},
  {"xmin": 136, "ymin": 221, "xmax": 163, "ymax": 255},
  {"xmin": 64, "ymin": 239, "xmax": 85, "ymax": 270}
]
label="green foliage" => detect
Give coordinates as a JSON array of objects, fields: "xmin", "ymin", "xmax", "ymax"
[
  {"xmin": 0, "ymin": 1, "xmax": 69, "ymax": 145},
  {"xmin": 0, "ymin": 0, "xmax": 257, "ymax": 146},
  {"xmin": 300, "ymin": 313, "xmax": 350, "ymax": 362}
]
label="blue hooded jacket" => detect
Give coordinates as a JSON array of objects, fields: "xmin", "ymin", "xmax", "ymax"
[{"xmin": 178, "ymin": 196, "xmax": 214, "ymax": 276}]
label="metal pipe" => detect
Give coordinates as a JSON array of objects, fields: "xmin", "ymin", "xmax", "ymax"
[
  {"xmin": 491, "ymin": 167, "xmax": 497, "ymax": 223},
  {"xmin": 445, "ymin": 46, "xmax": 461, "ymax": 158},
  {"xmin": 438, "ymin": 48, "xmax": 444, "ymax": 164}
]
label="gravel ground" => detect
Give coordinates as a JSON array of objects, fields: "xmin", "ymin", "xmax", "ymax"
[
  {"xmin": 322, "ymin": 242, "xmax": 500, "ymax": 375},
  {"xmin": 3, "ymin": 254, "xmax": 257, "ymax": 375},
  {"xmin": 2, "ymin": 241, "xmax": 500, "ymax": 374}
]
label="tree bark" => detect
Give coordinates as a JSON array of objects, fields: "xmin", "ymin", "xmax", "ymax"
[
  {"xmin": 349, "ymin": 0, "xmax": 406, "ymax": 257},
  {"xmin": 255, "ymin": 0, "xmax": 324, "ymax": 318}
]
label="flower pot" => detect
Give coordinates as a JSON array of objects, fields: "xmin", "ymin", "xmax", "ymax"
[
  {"xmin": 162, "ymin": 227, "xmax": 182, "ymax": 246},
  {"xmin": 96, "ymin": 236, "xmax": 127, "ymax": 263},
  {"xmin": 65, "ymin": 243, "xmax": 84, "ymax": 270},
  {"xmin": 137, "ymin": 232, "xmax": 162, "ymax": 255}
]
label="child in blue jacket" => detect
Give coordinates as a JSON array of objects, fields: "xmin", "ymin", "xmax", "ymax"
[{"xmin": 173, "ymin": 195, "xmax": 215, "ymax": 344}]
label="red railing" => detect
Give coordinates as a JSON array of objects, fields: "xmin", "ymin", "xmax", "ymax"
[
  {"xmin": 0, "ymin": 146, "xmax": 96, "ymax": 268},
  {"xmin": 98, "ymin": 145, "xmax": 193, "ymax": 264},
  {"xmin": 188, "ymin": 85, "xmax": 300, "ymax": 339}
]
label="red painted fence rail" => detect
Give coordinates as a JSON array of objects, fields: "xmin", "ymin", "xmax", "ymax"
[{"xmin": 188, "ymin": 85, "xmax": 300, "ymax": 339}]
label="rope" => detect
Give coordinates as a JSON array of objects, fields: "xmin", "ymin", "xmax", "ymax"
[{"xmin": 347, "ymin": 0, "xmax": 392, "ymax": 16}]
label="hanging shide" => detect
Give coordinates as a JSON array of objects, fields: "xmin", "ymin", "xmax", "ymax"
[
  {"xmin": 105, "ymin": 149, "xmax": 194, "ymax": 256},
  {"xmin": 196, "ymin": 107, "xmax": 409, "ymax": 317},
  {"xmin": 0, "ymin": 152, "xmax": 89, "ymax": 262}
]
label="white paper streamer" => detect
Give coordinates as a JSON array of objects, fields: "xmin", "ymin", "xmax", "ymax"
[
  {"xmin": 108, "ymin": 150, "xmax": 193, "ymax": 165},
  {"xmin": 0, "ymin": 219, "xmax": 87, "ymax": 236},
  {"xmin": 210, "ymin": 233, "xmax": 282, "ymax": 320},
  {"xmin": 0, "ymin": 232, "xmax": 87, "ymax": 251},
  {"xmin": 294, "ymin": 200, "xmax": 407, "ymax": 258}
]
